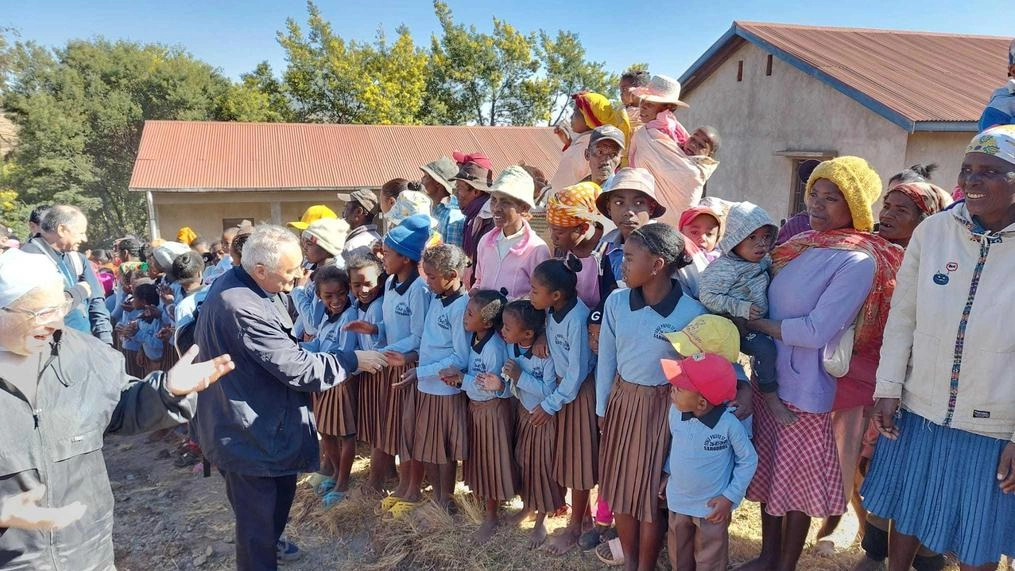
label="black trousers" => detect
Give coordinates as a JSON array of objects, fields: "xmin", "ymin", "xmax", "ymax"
[{"xmin": 221, "ymin": 470, "xmax": 298, "ymax": 571}]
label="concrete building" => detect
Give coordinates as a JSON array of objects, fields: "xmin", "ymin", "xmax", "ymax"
[
  {"xmin": 128, "ymin": 120, "xmax": 561, "ymax": 240},
  {"xmin": 678, "ymin": 22, "xmax": 1012, "ymax": 221}
]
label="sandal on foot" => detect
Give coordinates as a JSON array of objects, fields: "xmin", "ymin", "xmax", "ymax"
[
  {"xmin": 387, "ymin": 499, "xmax": 425, "ymax": 520},
  {"xmin": 596, "ymin": 538, "xmax": 625, "ymax": 567},
  {"xmin": 321, "ymin": 490, "xmax": 346, "ymax": 510},
  {"xmin": 578, "ymin": 523, "xmax": 610, "ymax": 551},
  {"xmin": 314, "ymin": 477, "xmax": 337, "ymax": 497},
  {"xmin": 377, "ymin": 494, "xmax": 401, "ymax": 514}
]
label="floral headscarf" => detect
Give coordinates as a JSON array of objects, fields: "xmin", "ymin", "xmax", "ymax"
[
  {"xmin": 546, "ymin": 182, "xmax": 602, "ymax": 229},
  {"xmin": 966, "ymin": 124, "xmax": 1015, "ymax": 165}
]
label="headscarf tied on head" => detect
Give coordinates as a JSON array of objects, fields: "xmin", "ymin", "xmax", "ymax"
[
  {"xmin": 889, "ymin": 182, "xmax": 954, "ymax": 217},
  {"xmin": 176, "ymin": 226, "xmax": 197, "ymax": 246},
  {"xmin": 546, "ymin": 182, "xmax": 602, "ymax": 238},
  {"xmin": 966, "ymin": 124, "xmax": 1015, "ymax": 166},
  {"xmin": 572, "ymin": 92, "xmax": 632, "ymax": 149}
]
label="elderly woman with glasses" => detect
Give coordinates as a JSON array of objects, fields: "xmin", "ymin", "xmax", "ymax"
[{"xmin": 0, "ymin": 249, "xmax": 234, "ymax": 571}]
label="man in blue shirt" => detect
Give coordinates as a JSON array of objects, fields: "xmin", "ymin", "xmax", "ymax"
[{"xmin": 978, "ymin": 39, "xmax": 1015, "ymax": 132}]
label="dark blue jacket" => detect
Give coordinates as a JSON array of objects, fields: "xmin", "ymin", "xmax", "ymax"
[{"xmin": 192, "ymin": 266, "xmax": 358, "ymax": 477}]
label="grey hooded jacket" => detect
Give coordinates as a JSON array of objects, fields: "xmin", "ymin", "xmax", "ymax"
[{"xmin": 698, "ymin": 202, "xmax": 777, "ymax": 319}]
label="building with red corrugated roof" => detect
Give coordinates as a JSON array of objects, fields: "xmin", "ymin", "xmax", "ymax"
[
  {"xmin": 128, "ymin": 120, "xmax": 561, "ymax": 240},
  {"xmin": 678, "ymin": 22, "xmax": 1011, "ymax": 221}
]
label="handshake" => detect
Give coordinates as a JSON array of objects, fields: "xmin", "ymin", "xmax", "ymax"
[{"xmin": 352, "ymin": 350, "xmax": 388, "ymax": 374}]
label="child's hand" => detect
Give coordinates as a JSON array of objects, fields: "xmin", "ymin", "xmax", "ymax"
[
  {"xmin": 749, "ymin": 305, "xmax": 763, "ymax": 320},
  {"xmin": 440, "ymin": 370, "xmax": 462, "ymax": 387},
  {"xmin": 530, "ymin": 405, "xmax": 553, "ymax": 427},
  {"xmin": 391, "ymin": 368, "xmax": 417, "ymax": 388},
  {"xmin": 384, "ymin": 351, "xmax": 407, "ymax": 367},
  {"xmin": 157, "ymin": 284, "xmax": 175, "ymax": 306},
  {"xmin": 532, "ymin": 334, "xmax": 549, "ymax": 359},
  {"xmin": 502, "ymin": 359, "xmax": 521, "ymax": 382},
  {"xmin": 343, "ymin": 320, "xmax": 379, "ymax": 335},
  {"xmin": 704, "ymin": 496, "xmax": 733, "ymax": 524},
  {"xmin": 658, "ymin": 475, "xmax": 669, "ymax": 500},
  {"xmin": 998, "ymin": 442, "xmax": 1015, "ymax": 494},
  {"xmin": 135, "ymin": 351, "xmax": 145, "ymax": 368},
  {"xmin": 476, "ymin": 372, "xmax": 504, "ymax": 392}
]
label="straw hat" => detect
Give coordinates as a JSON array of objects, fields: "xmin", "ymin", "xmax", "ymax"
[
  {"xmin": 633, "ymin": 74, "xmax": 689, "ymax": 108},
  {"xmin": 489, "ymin": 166, "xmax": 536, "ymax": 208}
]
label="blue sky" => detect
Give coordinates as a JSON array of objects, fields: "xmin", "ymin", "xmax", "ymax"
[{"xmin": 6, "ymin": 1, "xmax": 1014, "ymax": 81}]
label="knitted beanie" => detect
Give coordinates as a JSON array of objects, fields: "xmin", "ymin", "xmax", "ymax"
[
  {"xmin": 384, "ymin": 214, "xmax": 432, "ymax": 262},
  {"xmin": 806, "ymin": 156, "xmax": 882, "ymax": 232}
]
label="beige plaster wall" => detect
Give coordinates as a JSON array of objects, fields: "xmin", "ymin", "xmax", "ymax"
[
  {"xmin": 679, "ymin": 42, "xmax": 909, "ymax": 220},
  {"xmin": 903, "ymin": 132, "xmax": 975, "ymax": 192}
]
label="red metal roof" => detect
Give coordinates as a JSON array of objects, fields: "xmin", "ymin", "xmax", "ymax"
[
  {"xmin": 129, "ymin": 121, "xmax": 562, "ymax": 191},
  {"xmin": 681, "ymin": 22, "xmax": 1011, "ymax": 130}
]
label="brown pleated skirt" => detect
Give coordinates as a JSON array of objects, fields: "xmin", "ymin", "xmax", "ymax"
[
  {"xmin": 410, "ymin": 391, "xmax": 467, "ymax": 465},
  {"xmin": 380, "ymin": 364, "xmax": 416, "ymax": 458},
  {"xmin": 598, "ymin": 378, "xmax": 672, "ymax": 523},
  {"xmin": 553, "ymin": 375, "xmax": 599, "ymax": 490},
  {"xmin": 464, "ymin": 398, "xmax": 518, "ymax": 501},
  {"xmin": 123, "ymin": 349, "xmax": 144, "ymax": 378},
  {"xmin": 160, "ymin": 339, "xmax": 178, "ymax": 373},
  {"xmin": 357, "ymin": 368, "xmax": 389, "ymax": 447},
  {"xmin": 516, "ymin": 402, "xmax": 566, "ymax": 513},
  {"xmin": 313, "ymin": 377, "xmax": 359, "ymax": 437}
]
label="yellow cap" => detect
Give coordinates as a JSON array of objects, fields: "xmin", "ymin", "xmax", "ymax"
[
  {"xmin": 664, "ymin": 315, "xmax": 740, "ymax": 363},
  {"xmin": 288, "ymin": 204, "xmax": 337, "ymax": 231}
]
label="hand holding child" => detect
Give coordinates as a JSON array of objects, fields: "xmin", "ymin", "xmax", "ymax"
[
  {"xmin": 749, "ymin": 304, "xmax": 763, "ymax": 320},
  {"xmin": 384, "ymin": 351, "xmax": 408, "ymax": 367},
  {"xmin": 476, "ymin": 372, "xmax": 504, "ymax": 392},
  {"xmin": 532, "ymin": 334, "xmax": 549, "ymax": 359},
  {"xmin": 502, "ymin": 359, "xmax": 521, "ymax": 382},
  {"xmin": 439, "ymin": 366, "xmax": 462, "ymax": 387},
  {"xmin": 705, "ymin": 496, "xmax": 733, "ymax": 524}
]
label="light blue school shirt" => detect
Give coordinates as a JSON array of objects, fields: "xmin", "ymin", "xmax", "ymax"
[
  {"xmin": 119, "ymin": 307, "xmax": 142, "ymax": 351},
  {"xmin": 461, "ymin": 330, "xmax": 509, "ymax": 402},
  {"xmin": 301, "ymin": 305, "xmax": 357, "ymax": 353},
  {"xmin": 508, "ymin": 343, "xmax": 557, "ymax": 413},
  {"xmin": 137, "ymin": 316, "xmax": 165, "ymax": 361},
  {"xmin": 542, "ymin": 298, "xmax": 593, "ymax": 415},
  {"xmin": 665, "ymin": 404, "xmax": 758, "ymax": 519},
  {"xmin": 415, "ymin": 291, "xmax": 471, "ymax": 396},
  {"xmin": 379, "ymin": 270, "xmax": 431, "ymax": 355},
  {"xmin": 595, "ymin": 281, "xmax": 706, "ymax": 417},
  {"xmin": 354, "ymin": 293, "xmax": 386, "ymax": 351}
]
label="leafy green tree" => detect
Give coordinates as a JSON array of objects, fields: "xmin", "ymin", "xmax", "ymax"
[
  {"xmin": 538, "ymin": 30, "xmax": 618, "ymax": 125},
  {"xmin": 3, "ymin": 38, "xmax": 231, "ymax": 241}
]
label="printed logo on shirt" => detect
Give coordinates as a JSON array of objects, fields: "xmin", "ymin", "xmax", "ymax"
[
  {"xmin": 653, "ymin": 323, "xmax": 680, "ymax": 342},
  {"xmin": 395, "ymin": 302, "xmax": 412, "ymax": 317},
  {"xmin": 530, "ymin": 366, "xmax": 543, "ymax": 378},
  {"xmin": 438, "ymin": 314, "xmax": 452, "ymax": 330},
  {"xmin": 472, "ymin": 357, "xmax": 487, "ymax": 373},
  {"xmin": 703, "ymin": 434, "xmax": 729, "ymax": 452},
  {"xmin": 554, "ymin": 333, "xmax": 570, "ymax": 352}
]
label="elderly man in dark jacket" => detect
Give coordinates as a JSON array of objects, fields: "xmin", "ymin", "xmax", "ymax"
[
  {"xmin": 192, "ymin": 224, "xmax": 384, "ymax": 571},
  {"xmin": 0, "ymin": 249, "xmax": 234, "ymax": 571}
]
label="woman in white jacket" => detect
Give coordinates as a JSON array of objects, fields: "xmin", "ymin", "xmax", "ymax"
[{"xmin": 862, "ymin": 124, "xmax": 1015, "ymax": 571}]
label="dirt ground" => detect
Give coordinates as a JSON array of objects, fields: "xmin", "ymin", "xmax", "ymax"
[{"xmin": 107, "ymin": 431, "xmax": 998, "ymax": 571}]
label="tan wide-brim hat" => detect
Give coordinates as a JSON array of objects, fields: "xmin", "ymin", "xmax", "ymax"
[
  {"xmin": 489, "ymin": 165, "xmax": 536, "ymax": 208},
  {"xmin": 633, "ymin": 74, "xmax": 690, "ymax": 108},
  {"xmin": 596, "ymin": 167, "xmax": 667, "ymax": 219}
]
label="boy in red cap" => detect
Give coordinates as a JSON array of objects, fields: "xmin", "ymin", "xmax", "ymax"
[{"xmin": 660, "ymin": 353, "xmax": 758, "ymax": 571}]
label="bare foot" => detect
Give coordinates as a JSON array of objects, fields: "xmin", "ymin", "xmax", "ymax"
[
  {"xmin": 528, "ymin": 520, "xmax": 548, "ymax": 549},
  {"xmin": 544, "ymin": 526, "xmax": 580, "ymax": 556},
  {"xmin": 509, "ymin": 508, "xmax": 535, "ymax": 526},
  {"xmin": 471, "ymin": 519, "xmax": 498, "ymax": 545},
  {"xmin": 734, "ymin": 556, "xmax": 777, "ymax": 571},
  {"xmin": 763, "ymin": 392, "xmax": 798, "ymax": 425}
]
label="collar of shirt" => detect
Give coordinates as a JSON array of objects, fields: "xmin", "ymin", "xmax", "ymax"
[
  {"xmin": 389, "ymin": 269, "xmax": 421, "ymax": 294},
  {"xmin": 439, "ymin": 288, "xmax": 466, "ymax": 307},
  {"xmin": 513, "ymin": 344, "xmax": 534, "ymax": 359},
  {"xmin": 325, "ymin": 304, "xmax": 351, "ymax": 324},
  {"xmin": 471, "ymin": 329, "xmax": 496, "ymax": 353},
  {"xmin": 629, "ymin": 279, "xmax": 682, "ymax": 316},
  {"xmin": 681, "ymin": 403, "xmax": 727, "ymax": 429},
  {"xmin": 355, "ymin": 289, "xmax": 384, "ymax": 312},
  {"xmin": 549, "ymin": 297, "xmax": 578, "ymax": 324}
]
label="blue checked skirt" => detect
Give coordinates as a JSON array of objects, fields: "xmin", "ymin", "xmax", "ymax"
[{"xmin": 861, "ymin": 410, "xmax": 1015, "ymax": 566}]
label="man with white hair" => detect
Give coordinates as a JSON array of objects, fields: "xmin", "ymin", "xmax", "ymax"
[
  {"xmin": 191, "ymin": 224, "xmax": 385, "ymax": 570},
  {"xmin": 21, "ymin": 205, "xmax": 113, "ymax": 345}
]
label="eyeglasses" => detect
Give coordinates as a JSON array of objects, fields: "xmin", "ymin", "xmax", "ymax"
[{"xmin": 2, "ymin": 300, "xmax": 73, "ymax": 324}]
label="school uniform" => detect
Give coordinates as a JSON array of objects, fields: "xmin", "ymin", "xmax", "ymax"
[
  {"xmin": 376, "ymin": 271, "xmax": 430, "ymax": 457},
  {"xmin": 136, "ymin": 313, "xmax": 165, "ymax": 374},
  {"xmin": 411, "ymin": 290, "xmax": 471, "ymax": 465},
  {"xmin": 119, "ymin": 307, "xmax": 144, "ymax": 378},
  {"xmin": 352, "ymin": 291, "xmax": 386, "ymax": 446},
  {"xmin": 509, "ymin": 343, "xmax": 565, "ymax": 513},
  {"xmin": 596, "ymin": 282, "xmax": 707, "ymax": 522},
  {"xmin": 543, "ymin": 298, "xmax": 596, "ymax": 490},
  {"xmin": 461, "ymin": 330, "xmax": 517, "ymax": 501},
  {"xmin": 302, "ymin": 305, "xmax": 358, "ymax": 437},
  {"xmin": 666, "ymin": 405, "xmax": 757, "ymax": 571}
]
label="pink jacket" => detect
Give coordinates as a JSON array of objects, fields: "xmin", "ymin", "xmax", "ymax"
[{"xmin": 473, "ymin": 220, "xmax": 551, "ymax": 300}]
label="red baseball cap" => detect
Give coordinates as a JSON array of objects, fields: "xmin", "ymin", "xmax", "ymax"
[{"xmin": 660, "ymin": 353, "xmax": 737, "ymax": 406}]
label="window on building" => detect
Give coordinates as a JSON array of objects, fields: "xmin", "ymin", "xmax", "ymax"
[
  {"xmin": 737, "ymin": 60, "xmax": 744, "ymax": 82},
  {"xmin": 766, "ymin": 54, "xmax": 773, "ymax": 76},
  {"xmin": 787, "ymin": 155, "xmax": 835, "ymax": 216}
]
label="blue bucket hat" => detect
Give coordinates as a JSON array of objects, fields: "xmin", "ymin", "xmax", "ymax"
[{"xmin": 383, "ymin": 214, "xmax": 432, "ymax": 262}]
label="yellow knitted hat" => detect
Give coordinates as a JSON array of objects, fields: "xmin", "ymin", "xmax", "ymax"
[{"xmin": 806, "ymin": 156, "xmax": 882, "ymax": 232}]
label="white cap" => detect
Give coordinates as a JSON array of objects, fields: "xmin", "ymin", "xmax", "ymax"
[{"xmin": 0, "ymin": 249, "xmax": 62, "ymax": 308}]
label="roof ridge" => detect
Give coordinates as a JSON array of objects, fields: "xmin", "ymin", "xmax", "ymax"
[
  {"xmin": 144, "ymin": 119, "xmax": 553, "ymax": 130},
  {"xmin": 734, "ymin": 20, "xmax": 1011, "ymax": 41}
]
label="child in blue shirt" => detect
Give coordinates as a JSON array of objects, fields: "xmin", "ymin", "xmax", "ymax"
[
  {"xmin": 442, "ymin": 289, "xmax": 512, "ymax": 544},
  {"xmin": 497, "ymin": 299, "xmax": 562, "ymax": 549},
  {"xmin": 299, "ymin": 265, "xmax": 357, "ymax": 507},
  {"xmin": 392, "ymin": 244, "xmax": 471, "ymax": 515},
  {"xmin": 528, "ymin": 257, "xmax": 596, "ymax": 556},
  {"xmin": 130, "ymin": 282, "xmax": 163, "ymax": 374},
  {"xmin": 661, "ymin": 352, "xmax": 757, "ymax": 571}
]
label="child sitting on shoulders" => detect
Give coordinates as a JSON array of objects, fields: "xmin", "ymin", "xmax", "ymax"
[
  {"xmin": 660, "ymin": 353, "xmax": 757, "ymax": 571},
  {"xmin": 300, "ymin": 265, "xmax": 358, "ymax": 508},
  {"xmin": 441, "ymin": 289, "xmax": 513, "ymax": 544},
  {"xmin": 497, "ymin": 299, "xmax": 562, "ymax": 548},
  {"xmin": 697, "ymin": 202, "xmax": 792, "ymax": 424}
]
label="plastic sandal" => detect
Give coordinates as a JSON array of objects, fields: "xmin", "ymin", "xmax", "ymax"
[
  {"xmin": 595, "ymin": 538, "xmax": 625, "ymax": 567},
  {"xmin": 387, "ymin": 499, "xmax": 425, "ymax": 520},
  {"xmin": 378, "ymin": 495, "xmax": 401, "ymax": 513},
  {"xmin": 321, "ymin": 490, "xmax": 346, "ymax": 510},
  {"xmin": 314, "ymin": 477, "xmax": 337, "ymax": 497}
]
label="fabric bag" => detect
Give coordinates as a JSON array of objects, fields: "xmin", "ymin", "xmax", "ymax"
[{"xmin": 823, "ymin": 323, "xmax": 856, "ymax": 378}]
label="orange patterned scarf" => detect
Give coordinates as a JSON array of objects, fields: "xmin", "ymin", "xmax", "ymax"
[{"xmin": 771, "ymin": 229, "xmax": 904, "ymax": 356}]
